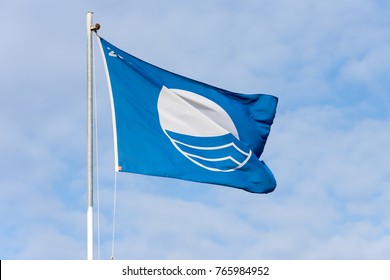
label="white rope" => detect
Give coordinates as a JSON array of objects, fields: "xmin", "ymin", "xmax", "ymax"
[
  {"xmin": 92, "ymin": 31, "xmax": 118, "ymax": 260},
  {"xmin": 111, "ymin": 171, "xmax": 118, "ymax": 260},
  {"xmin": 92, "ymin": 38, "xmax": 101, "ymax": 260}
]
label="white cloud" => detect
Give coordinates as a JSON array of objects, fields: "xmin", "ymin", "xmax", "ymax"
[{"xmin": 11, "ymin": 225, "xmax": 85, "ymax": 259}]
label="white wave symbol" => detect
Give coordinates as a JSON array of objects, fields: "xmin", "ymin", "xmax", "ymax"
[
  {"xmin": 158, "ymin": 86, "xmax": 252, "ymax": 172},
  {"xmin": 168, "ymin": 136, "xmax": 252, "ymax": 172}
]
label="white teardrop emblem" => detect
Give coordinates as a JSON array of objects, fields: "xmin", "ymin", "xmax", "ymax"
[{"xmin": 157, "ymin": 86, "xmax": 251, "ymax": 172}]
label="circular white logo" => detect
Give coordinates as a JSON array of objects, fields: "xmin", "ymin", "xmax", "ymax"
[{"xmin": 157, "ymin": 86, "xmax": 251, "ymax": 172}]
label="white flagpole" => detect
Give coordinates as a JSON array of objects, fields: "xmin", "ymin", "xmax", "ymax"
[{"xmin": 86, "ymin": 11, "xmax": 100, "ymax": 260}]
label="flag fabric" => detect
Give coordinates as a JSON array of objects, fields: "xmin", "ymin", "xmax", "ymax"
[{"xmin": 98, "ymin": 37, "xmax": 278, "ymax": 193}]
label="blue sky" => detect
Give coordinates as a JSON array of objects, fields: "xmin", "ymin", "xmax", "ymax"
[{"xmin": 1, "ymin": 0, "xmax": 390, "ymax": 259}]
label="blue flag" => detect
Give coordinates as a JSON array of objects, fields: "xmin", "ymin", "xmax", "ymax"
[{"xmin": 99, "ymin": 37, "xmax": 278, "ymax": 193}]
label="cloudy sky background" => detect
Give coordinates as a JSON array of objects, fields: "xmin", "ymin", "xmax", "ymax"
[{"xmin": 1, "ymin": 0, "xmax": 390, "ymax": 259}]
